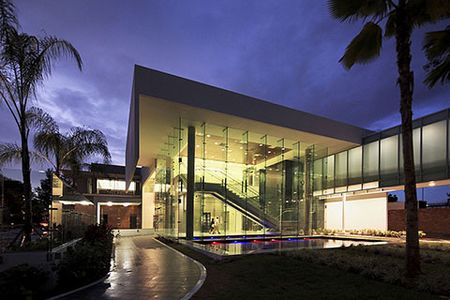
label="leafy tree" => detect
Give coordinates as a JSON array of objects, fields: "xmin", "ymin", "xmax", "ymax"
[
  {"xmin": 33, "ymin": 169, "xmax": 52, "ymax": 223},
  {"xmin": 0, "ymin": 0, "xmax": 82, "ymax": 243},
  {"xmin": 0, "ymin": 174, "xmax": 23, "ymax": 224},
  {"xmin": 328, "ymin": 0, "xmax": 449, "ymax": 277}
]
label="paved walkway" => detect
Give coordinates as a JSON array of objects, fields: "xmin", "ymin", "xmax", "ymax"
[{"xmin": 61, "ymin": 236, "xmax": 203, "ymax": 300}]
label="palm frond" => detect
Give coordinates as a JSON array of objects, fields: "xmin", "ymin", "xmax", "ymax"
[
  {"xmin": 328, "ymin": 0, "xmax": 391, "ymax": 23},
  {"xmin": 26, "ymin": 106, "xmax": 58, "ymax": 133},
  {"xmin": 33, "ymin": 131, "xmax": 64, "ymax": 160},
  {"xmin": 31, "ymin": 36, "xmax": 83, "ymax": 82},
  {"xmin": 424, "ymin": 57, "xmax": 450, "ymax": 87},
  {"xmin": 61, "ymin": 127, "xmax": 111, "ymax": 168},
  {"xmin": 0, "ymin": 143, "xmax": 50, "ymax": 166},
  {"xmin": 0, "ymin": 143, "xmax": 21, "ymax": 165},
  {"xmin": 408, "ymin": 0, "xmax": 450, "ymax": 27},
  {"xmin": 339, "ymin": 22, "xmax": 383, "ymax": 69},
  {"xmin": 423, "ymin": 26, "xmax": 450, "ymax": 88},
  {"xmin": 0, "ymin": 30, "xmax": 83, "ymax": 108},
  {"xmin": 0, "ymin": 0, "xmax": 18, "ymax": 41},
  {"xmin": 384, "ymin": 11, "xmax": 396, "ymax": 37},
  {"xmin": 423, "ymin": 27, "xmax": 450, "ymax": 61}
]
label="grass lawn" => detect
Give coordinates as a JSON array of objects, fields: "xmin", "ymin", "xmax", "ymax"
[{"xmin": 163, "ymin": 239, "xmax": 443, "ymax": 299}]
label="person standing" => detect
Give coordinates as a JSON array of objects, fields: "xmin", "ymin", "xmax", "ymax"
[
  {"xmin": 213, "ymin": 216, "xmax": 220, "ymax": 234},
  {"xmin": 209, "ymin": 218, "xmax": 215, "ymax": 234}
]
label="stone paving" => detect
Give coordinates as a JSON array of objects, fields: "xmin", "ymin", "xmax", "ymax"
[{"xmin": 61, "ymin": 236, "xmax": 202, "ymax": 300}]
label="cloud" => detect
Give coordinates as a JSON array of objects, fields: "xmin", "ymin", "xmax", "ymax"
[{"xmin": 1, "ymin": 0, "xmax": 447, "ymax": 169}]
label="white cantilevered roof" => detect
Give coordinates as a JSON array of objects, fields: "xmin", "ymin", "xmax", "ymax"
[{"xmin": 126, "ymin": 65, "xmax": 371, "ymax": 184}]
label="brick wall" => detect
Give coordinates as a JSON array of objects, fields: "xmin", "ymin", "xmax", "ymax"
[
  {"xmin": 388, "ymin": 207, "xmax": 450, "ymax": 237},
  {"xmin": 100, "ymin": 205, "xmax": 142, "ymax": 229}
]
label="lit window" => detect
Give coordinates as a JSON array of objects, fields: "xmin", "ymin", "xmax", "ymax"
[{"xmin": 97, "ymin": 179, "xmax": 136, "ymax": 192}]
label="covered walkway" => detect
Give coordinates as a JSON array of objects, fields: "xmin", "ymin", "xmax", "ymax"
[{"xmin": 61, "ymin": 236, "xmax": 204, "ymax": 300}]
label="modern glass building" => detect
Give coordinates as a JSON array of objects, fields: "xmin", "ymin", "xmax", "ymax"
[{"xmin": 126, "ymin": 65, "xmax": 450, "ymax": 240}]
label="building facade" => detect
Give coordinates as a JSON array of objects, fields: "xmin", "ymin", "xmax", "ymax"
[
  {"xmin": 126, "ymin": 65, "xmax": 450, "ymax": 240},
  {"xmin": 52, "ymin": 164, "xmax": 142, "ymax": 231}
]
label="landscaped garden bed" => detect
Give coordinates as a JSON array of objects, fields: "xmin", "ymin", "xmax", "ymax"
[
  {"xmin": 57, "ymin": 224, "xmax": 114, "ymax": 291},
  {"xmin": 161, "ymin": 238, "xmax": 445, "ymax": 299},
  {"xmin": 0, "ymin": 224, "xmax": 114, "ymax": 299},
  {"xmin": 285, "ymin": 242, "xmax": 450, "ymax": 297}
]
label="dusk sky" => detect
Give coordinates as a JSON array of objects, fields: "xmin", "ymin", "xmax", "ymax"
[{"xmin": 1, "ymin": 0, "xmax": 449, "ymax": 167}]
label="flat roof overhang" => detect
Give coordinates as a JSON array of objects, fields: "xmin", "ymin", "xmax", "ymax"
[{"xmin": 126, "ymin": 65, "xmax": 372, "ymax": 184}]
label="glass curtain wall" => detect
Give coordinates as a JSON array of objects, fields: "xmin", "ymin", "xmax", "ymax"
[
  {"xmin": 190, "ymin": 122, "xmax": 324, "ymax": 238},
  {"xmin": 312, "ymin": 109, "xmax": 450, "ymax": 196}
]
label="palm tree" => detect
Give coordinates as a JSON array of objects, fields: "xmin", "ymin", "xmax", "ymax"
[
  {"xmin": 33, "ymin": 123, "xmax": 112, "ymax": 183},
  {"xmin": 328, "ymin": 0, "xmax": 449, "ymax": 277},
  {"xmin": 0, "ymin": 109, "xmax": 111, "ymax": 185},
  {"xmin": 0, "ymin": 5, "xmax": 82, "ymax": 242}
]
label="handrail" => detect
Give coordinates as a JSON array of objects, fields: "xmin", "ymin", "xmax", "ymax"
[{"xmin": 197, "ymin": 167, "xmax": 260, "ymax": 198}]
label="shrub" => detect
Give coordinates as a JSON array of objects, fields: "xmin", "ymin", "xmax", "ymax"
[
  {"xmin": 57, "ymin": 224, "xmax": 113, "ymax": 290},
  {"xmin": 314, "ymin": 228, "xmax": 427, "ymax": 239},
  {"xmin": 83, "ymin": 223, "xmax": 114, "ymax": 244},
  {"xmin": 0, "ymin": 264, "xmax": 48, "ymax": 299}
]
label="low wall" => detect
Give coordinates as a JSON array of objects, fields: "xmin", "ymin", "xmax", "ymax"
[
  {"xmin": 388, "ymin": 207, "xmax": 450, "ymax": 237},
  {"xmin": 112, "ymin": 228, "xmax": 154, "ymax": 236}
]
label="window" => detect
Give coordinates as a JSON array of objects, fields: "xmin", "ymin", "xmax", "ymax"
[
  {"xmin": 363, "ymin": 141, "xmax": 379, "ymax": 182},
  {"xmin": 422, "ymin": 120, "xmax": 447, "ymax": 179},
  {"xmin": 335, "ymin": 151, "xmax": 347, "ymax": 187},
  {"xmin": 97, "ymin": 179, "xmax": 136, "ymax": 192},
  {"xmin": 348, "ymin": 146, "xmax": 362, "ymax": 184}
]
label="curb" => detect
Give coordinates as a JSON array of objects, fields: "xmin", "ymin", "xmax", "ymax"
[{"xmin": 153, "ymin": 238, "xmax": 207, "ymax": 300}]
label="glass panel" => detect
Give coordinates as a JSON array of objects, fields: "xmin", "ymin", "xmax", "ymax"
[
  {"xmin": 380, "ymin": 135, "xmax": 399, "ymax": 185},
  {"xmin": 280, "ymin": 138, "xmax": 299, "ymax": 236},
  {"xmin": 363, "ymin": 141, "xmax": 379, "ymax": 182},
  {"xmin": 194, "ymin": 123, "xmax": 206, "ymax": 239},
  {"xmin": 335, "ymin": 151, "xmax": 347, "ymax": 187},
  {"xmin": 262, "ymin": 135, "xmax": 282, "ymax": 235},
  {"xmin": 175, "ymin": 120, "xmax": 187, "ymax": 238},
  {"xmin": 313, "ymin": 158, "xmax": 323, "ymax": 191},
  {"xmin": 422, "ymin": 120, "xmax": 447, "ymax": 180},
  {"xmin": 348, "ymin": 146, "xmax": 362, "ymax": 185},
  {"xmin": 325, "ymin": 155, "xmax": 334, "ymax": 190}
]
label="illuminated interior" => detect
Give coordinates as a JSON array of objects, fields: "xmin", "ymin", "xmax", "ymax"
[{"xmin": 129, "ymin": 67, "xmax": 450, "ymax": 240}]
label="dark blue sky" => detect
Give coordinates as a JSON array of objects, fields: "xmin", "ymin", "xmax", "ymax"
[{"xmin": 1, "ymin": 0, "xmax": 448, "ymax": 167}]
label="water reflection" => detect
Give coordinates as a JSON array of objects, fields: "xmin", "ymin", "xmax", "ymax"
[{"xmin": 193, "ymin": 238, "xmax": 386, "ymax": 256}]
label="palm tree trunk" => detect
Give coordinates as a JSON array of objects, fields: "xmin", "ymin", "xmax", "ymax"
[
  {"xmin": 395, "ymin": 0, "xmax": 420, "ymax": 277},
  {"xmin": 20, "ymin": 122, "xmax": 32, "ymax": 243}
]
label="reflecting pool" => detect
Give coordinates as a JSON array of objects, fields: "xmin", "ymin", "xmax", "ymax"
[{"xmin": 192, "ymin": 237, "xmax": 387, "ymax": 256}]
